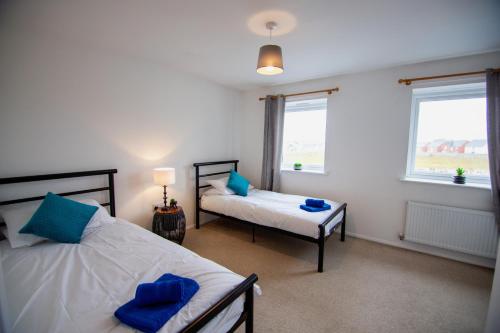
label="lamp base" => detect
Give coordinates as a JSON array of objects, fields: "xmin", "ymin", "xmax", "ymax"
[{"xmin": 163, "ymin": 185, "xmax": 168, "ymax": 210}]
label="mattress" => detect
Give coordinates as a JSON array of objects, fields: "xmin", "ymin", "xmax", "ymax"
[
  {"xmin": 201, "ymin": 189, "xmax": 344, "ymax": 239},
  {"xmin": 0, "ymin": 219, "xmax": 260, "ymax": 333}
]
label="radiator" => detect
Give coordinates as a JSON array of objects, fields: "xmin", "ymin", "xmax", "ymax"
[{"xmin": 404, "ymin": 201, "xmax": 498, "ymax": 258}]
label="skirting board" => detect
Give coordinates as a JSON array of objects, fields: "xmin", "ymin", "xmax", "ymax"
[
  {"xmin": 342, "ymin": 231, "xmax": 496, "ymax": 268},
  {"xmin": 189, "ymin": 220, "xmax": 495, "ymax": 268}
]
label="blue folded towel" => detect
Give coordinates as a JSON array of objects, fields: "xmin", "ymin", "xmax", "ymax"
[
  {"xmin": 300, "ymin": 203, "xmax": 331, "ymax": 212},
  {"xmin": 115, "ymin": 274, "xmax": 199, "ymax": 333},
  {"xmin": 135, "ymin": 280, "xmax": 184, "ymax": 306},
  {"xmin": 305, "ymin": 199, "xmax": 325, "ymax": 208}
]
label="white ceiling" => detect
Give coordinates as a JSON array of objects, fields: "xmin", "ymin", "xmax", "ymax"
[{"xmin": 2, "ymin": 0, "xmax": 500, "ymax": 90}]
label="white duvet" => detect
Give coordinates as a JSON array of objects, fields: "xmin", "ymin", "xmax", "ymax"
[
  {"xmin": 201, "ymin": 189, "xmax": 344, "ymax": 239},
  {"xmin": 0, "ymin": 219, "xmax": 260, "ymax": 333}
]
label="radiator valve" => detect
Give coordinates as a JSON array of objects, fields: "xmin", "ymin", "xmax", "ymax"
[{"xmin": 399, "ymin": 233, "xmax": 405, "ymax": 240}]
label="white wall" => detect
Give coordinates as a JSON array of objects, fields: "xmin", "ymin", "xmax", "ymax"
[
  {"xmin": 236, "ymin": 51, "xmax": 500, "ymax": 267},
  {"xmin": 0, "ymin": 25, "xmax": 241, "ymax": 229}
]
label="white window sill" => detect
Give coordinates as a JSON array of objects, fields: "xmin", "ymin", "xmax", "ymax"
[
  {"xmin": 281, "ymin": 169, "xmax": 328, "ymax": 176},
  {"xmin": 401, "ymin": 177, "xmax": 491, "ymax": 190}
]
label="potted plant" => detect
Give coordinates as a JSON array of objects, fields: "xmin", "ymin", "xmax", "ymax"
[
  {"xmin": 170, "ymin": 198, "xmax": 178, "ymax": 208},
  {"xmin": 293, "ymin": 162, "xmax": 302, "ymax": 171},
  {"xmin": 453, "ymin": 167, "xmax": 466, "ymax": 184}
]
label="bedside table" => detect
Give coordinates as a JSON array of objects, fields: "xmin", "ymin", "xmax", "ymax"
[{"xmin": 152, "ymin": 206, "xmax": 186, "ymax": 245}]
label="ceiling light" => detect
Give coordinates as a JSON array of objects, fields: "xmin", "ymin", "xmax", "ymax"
[{"xmin": 256, "ymin": 22, "xmax": 284, "ymax": 75}]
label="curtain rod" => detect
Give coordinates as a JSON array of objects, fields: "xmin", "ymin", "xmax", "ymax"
[
  {"xmin": 258, "ymin": 87, "xmax": 339, "ymax": 101},
  {"xmin": 398, "ymin": 68, "xmax": 500, "ymax": 86}
]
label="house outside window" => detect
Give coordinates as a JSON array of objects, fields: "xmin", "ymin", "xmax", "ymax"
[
  {"xmin": 406, "ymin": 82, "xmax": 489, "ymax": 185},
  {"xmin": 281, "ymin": 97, "xmax": 328, "ymax": 173}
]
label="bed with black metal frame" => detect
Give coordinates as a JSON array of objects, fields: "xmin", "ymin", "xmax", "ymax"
[
  {"xmin": 0, "ymin": 169, "xmax": 257, "ymax": 333},
  {"xmin": 193, "ymin": 160, "xmax": 347, "ymax": 273}
]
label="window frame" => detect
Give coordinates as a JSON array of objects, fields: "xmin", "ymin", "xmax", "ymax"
[
  {"xmin": 280, "ymin": 96, "xmax": 329, "ymax": 173},
  {"xmin": 406, "ymin": 82, "xmax": 489, "ymax": 185}
]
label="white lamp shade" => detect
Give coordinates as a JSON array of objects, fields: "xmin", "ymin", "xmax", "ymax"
[{"xmin": 153, "ymin": 167, "xmax": 176, "ymax": 185}]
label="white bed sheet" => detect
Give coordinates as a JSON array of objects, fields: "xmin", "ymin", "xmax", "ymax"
[
  {"xmin": 201, "ymin": 189, "xmax": 344, "ymax": 239},
  {"xmin": 0, "ymin": 219, "xmax": 260, "ymax": 333}
]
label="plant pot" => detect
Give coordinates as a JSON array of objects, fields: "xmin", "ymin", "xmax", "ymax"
[
  {"xmin": 453, "ymin": 175, "xmax": 466, "ymax": 184},
  {"xmin": 294, "ymin": 166, "xmax": 302, "ymax": 171}
]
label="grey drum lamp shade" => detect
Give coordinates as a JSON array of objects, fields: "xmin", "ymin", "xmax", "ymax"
[{"xmin": 257, "ymin": 44, "xmax": 284, "ymax": 75}]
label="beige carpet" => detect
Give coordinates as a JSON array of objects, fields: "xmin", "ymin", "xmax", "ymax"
[{"xmin": 183, "ymin": 219, "xmax": 493, "ymax": 333}]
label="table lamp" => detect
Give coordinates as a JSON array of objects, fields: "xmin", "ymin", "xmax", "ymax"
[{"xmin": 153, "ymin": 167, "xmax": 176, "ymax": 210}]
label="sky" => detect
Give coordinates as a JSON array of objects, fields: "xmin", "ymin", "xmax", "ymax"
[
  {"xmin": 282, "ymin": 109, "xmax": 327, "ymax": 146},
  {"xmin": 417, "ymin": 97, "xmax": 486, "ymax": 143}
]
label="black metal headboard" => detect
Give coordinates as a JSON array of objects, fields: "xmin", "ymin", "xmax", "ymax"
[
  {"xmin": 192, "ymin": 160, "xmax": 238, "ymax": 229},
  {"xmin": 0, "ymin": 169, "xmax": 118, "ymax": 223}
]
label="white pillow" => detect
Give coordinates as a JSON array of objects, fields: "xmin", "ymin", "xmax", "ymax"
[
  {"xmin": 78, "ymin": 199, "xmax": 116, "ymax": 237},
  {"xmin": 206, "ymin": 177, "xmax": 235, "ymax": 195},
  {"xmin": 1, "ymin": 203, "xmax": 47, "ymax": 248},
  {"xmin": 206, "ymin": 176, "xmax": 254, "ymax": 195}
]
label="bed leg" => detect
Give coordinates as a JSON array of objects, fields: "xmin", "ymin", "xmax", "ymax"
[
  {"xmin": 252, "ymin": 226, "xmax": 255, "ymax": 243},
  {"xmin": 245, "ymin": 286, "xmax": 254, "ymax": 333},
  {"xmin": 318, "ymin": 239, "xmax": 324, "ymax": 273},
  {"xmin": 318, "ymin": 226, "xmax": 325, "ymax": 273},
  {"xmin": 340, "ymin": 207, "xmax": 346, "ymax": 242},
  {"xmin": 196, "ymin": 209, "xmax": 200, "ymax": 229},
  {"xmin": 195, "ymin": 166, "xmax": 200, "ymax": 230}
]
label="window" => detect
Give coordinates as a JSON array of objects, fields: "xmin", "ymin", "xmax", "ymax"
[
  {"xmin": 406, "ymin": 82, "xmax": 489, "ymax": 184},
  {"xmin": 281, "ymin": 97, "xmax": 327, "ymax": 172}
]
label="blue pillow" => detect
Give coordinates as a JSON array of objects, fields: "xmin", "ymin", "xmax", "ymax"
[
  {"xmin": 227, "ymin": 170, "xmax": 250, "ymax": 196},
  {"xmin": 19, "ymin": 192, "xmax": 98, "ymax": 243}
]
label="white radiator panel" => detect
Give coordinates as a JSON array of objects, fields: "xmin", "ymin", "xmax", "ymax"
[{"xmin": 405, "ymin": 201, "xmax": 498, "ymax": 258}]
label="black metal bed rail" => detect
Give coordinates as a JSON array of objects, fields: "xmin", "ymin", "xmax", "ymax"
[
  {"xmin": 180, "ymin": 273, "xmax": 258, "ymax": 333},
  {"xmin": 0, "ymin": 169, "xmax": 118, "ymax": 217},
  {"xmin": 193, "ymin": 160, "xmax": 239, "ymax": 168},
  {"xmin": 0, "ymin": 169, "xmax": 117, "ymax": 184},
  {"xmin": 0, "ymin": 187, "xmax": 110, "ymax": 206},
  {"xmin": 199, "ymin": 171, "xmax": 232, "ymax": 178}
]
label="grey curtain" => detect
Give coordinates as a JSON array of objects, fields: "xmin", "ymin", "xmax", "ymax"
[
  {"xmin": 487, "ymin": 69, "xmax": 500, "ymax": 226},
  {"xmin": 261, "ymin": 95, "xmax": 285, "ymax": 191}
]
